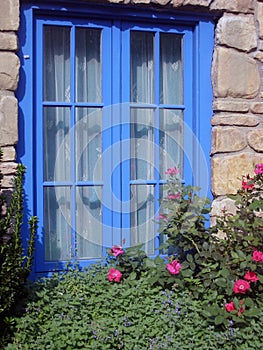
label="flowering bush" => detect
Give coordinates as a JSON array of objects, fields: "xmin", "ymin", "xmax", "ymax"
[
  {"xmin": 107, "ymin": 164, "xmax": 263, "ymax": 328},
  {"xmin": 4, "ymin": 164, "xmax": 263, "ymax": 348}
]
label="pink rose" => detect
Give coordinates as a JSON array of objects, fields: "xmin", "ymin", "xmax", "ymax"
[
  {"xmin": 168, "ymin": 193, "xmax": 180, "ymax": 200},
  {"xmin": 233, "ymin": 279, "xmax": 250, "ymax": 294},
  {"xmin": 252, "ymin": 250, "xmax": 263, "ymax": 262},
  {"xmin": 110, "ymin": 245, "xmax": 125, "ymax": 257},
  {"xmin": 254, "ymin": 163, "xmax": 263, "ymax": 175},
  {"xmin": 244, "ymin": 271, "xmax": 259, "ymax": 282},
  {"xmin": 107, "ymin": 268, "xmax": 122, "ymax": 282},
  {"xmin": 225, "ymin": 301, "xmax": 244, "ymax": 314},
  {"xmin": 165, "ymin": 167, "xmax": 179, "ymax": 176},
  {"xmin": 242, "ymin": 176, "xmax": 254, "ymax": 190},
  {"xmin": 225, "ymin": 302, "xmax": 235, "ymax": 312},
  {"xmin": 157, "ymin": 214, "xmax": 167, "ymax": 220},
  {"xmin": 166, "ymin": 259, "xmax": 181, "ymax": 275}
]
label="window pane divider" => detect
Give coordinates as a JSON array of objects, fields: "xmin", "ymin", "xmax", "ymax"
[{"xmin": 159, "ymin": 104, "xmax": 185, "ymax": 109}]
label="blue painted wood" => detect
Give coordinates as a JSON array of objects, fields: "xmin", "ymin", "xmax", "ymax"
[{"xmin": 18, "ymin": 1, "xmax": 214, "ymax": 276}]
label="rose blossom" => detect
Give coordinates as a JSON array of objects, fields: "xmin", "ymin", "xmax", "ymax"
[
  {"xmin": 107, "ymin": 268, "xmax": 122, "ymax": 282},
  {"xmin": 166, "ymin": 259, "xmax": 181, "ymax": 275},
  {"xmin": 233, "ymin": 279, "xmax": 250, "ymax": 294},
  {"xmin": 165, "ymin": 167, "xmax": 179, "ymax": 176},
  {"xmin": 244, "ymin": 271, "xmax": 259, "ymax": 282},
  {"xmin": 252, "ymin": 250, "xmax": 263, "ymax": 262},
  {"xmin": 168, "ymin": 193, "xmax": 180, "ymax": 200},
  {"xmin": 225, "ymin": 302, "xmax": 235, "ymax": 312},
  {"xmin": 242, "ymin": 176, "xmax": 254, "ymax": 190},
  {"xmin": 225, "ymin": 301, "xmax": 244, "ymax": 314},
  {"xmin": 110, "ymin": 245, "xmax": 125, "ymax": 257},
  {"xmin": 254, "ymin": 163, "xmax": 263, "ymax": 175},
  {"xmin": 157, "ymin": 214, "xmax": 167, "ymax": 220}
]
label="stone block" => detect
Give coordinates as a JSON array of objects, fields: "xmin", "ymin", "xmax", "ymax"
[
  {"xmin": 210, "ymin": 0, "xmax": 254, "ymax": 13},
  {"xmin": 132, "ymin": 0, "xmax": 150, "ymax": 3},
  {"xmin": 1, "ymin": 146, "xmax": 16, "ymax": 161},
  {"xmin": 0, "ymin": 52, "xmax": 20, "ymax": 90},
  {"xmin": 211, "ymin": 153, "xmax": 263, "ymax": 196},
  {"xmin": 182, "ymin": 0, "xmax": 211, "ymax": 6},
  {"xmin": 0, "ymin": 175, "xmax": 14, "ymax": 188},
  {"xmin": 0, "ymin": 162, "xmax": 18, "ymax": 175},
  {"xmin": 213, "ymin": 99, "xmax": 250, "ymax": 112},
  {"xmin": 211, "ymin": 113, "xmax": 259, "ymax": 126},
  {"xmin": 0, "ymin": 32, "xmax": 18, "ymax": 51},
  {"xmin": 152, "ymin": 0, "xmax": 171, "ymax": 5},
  {"xmin": 211, "ymin": 197, "xmax": 237, "ymax": 217},
  {"xmin": 0, "ymin": 95, "xmax": 18, "ymax": 146},
  {"xmin": 172, "ymin": 0, "xmax": 184, "ymax": 6},
  {"xmin": 215, "ymin": 14, "xmax": 257, "ymax": 52},
  {"xmin": 211, "ymin": 126, "xmax": 247, "ymax": 154},
  {"xmin": 212, "ymin": 47, "xmax": 260, "ymax": 99},
  {"xmin": 0, "ymin": 0, "xmax": 19, "ymax": 31},
  {"xmin": 254, "ymin": 51, "xmax": 263, "ymax": 63},
  {"xmin": 251, "ymin": 102, "xmax": 263, "ymax": 114},
  {"xmin": 248, "ymin": 129, "xmax": 263, "ymax": 151},
  {"xmin": 258, "ymin": 3, "xmax": 263, "ymax": 39}
]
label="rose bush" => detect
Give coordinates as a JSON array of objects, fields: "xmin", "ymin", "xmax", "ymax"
[
  {"xmin": 107, "ymin": 163, "xmax": 263, "ymax": 328},
  {"xmin": 3, "ymin": 163, "xmax": 263, "ymax": 348}
]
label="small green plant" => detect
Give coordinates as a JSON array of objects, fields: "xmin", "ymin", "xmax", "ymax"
[
  {"xmin": 6, "ymin": 265, "xmax": 263, "ymax": 350},
  {"xmin": 0, "ymin": 148, "xmax": 37, "ymax": 346}
]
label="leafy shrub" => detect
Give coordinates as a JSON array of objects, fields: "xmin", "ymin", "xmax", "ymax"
[
  {"xmin": 0, "ymin": 148, "xmax": 37, "ymax": 345},
  {"xmin": 6, "ymin": 264, "xmax": 263, "ymax": 350},
  {"xmin": 5, "ymin": 163, "xmax": 263, "ymax": 349}
]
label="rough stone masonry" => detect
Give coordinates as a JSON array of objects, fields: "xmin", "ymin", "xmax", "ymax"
[{"xmin": 0, "ymin": 0, "xmax": 263, "ymax": 218}]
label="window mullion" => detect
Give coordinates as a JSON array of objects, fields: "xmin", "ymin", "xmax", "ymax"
[
  {"xmin": 70, "ymin": 25, "xmax": 77, "ymax": 260},
  {"xmin": 154, "ymin": 31, "xmax": 161, "ymax": 253}
]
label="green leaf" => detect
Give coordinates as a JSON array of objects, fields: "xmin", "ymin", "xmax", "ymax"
[
  {"xmin": 214, "ymin": 315, "xmax": 225, "ymax": 325},
  {"xmin": 214, "ymin": 278, "xmax": 226, "ymax": 287}
]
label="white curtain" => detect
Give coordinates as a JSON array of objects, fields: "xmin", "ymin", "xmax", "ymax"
[
  {"xmin": 130, "ymin": 32, "xmax": 155, "ymax": 254},
  {"xmin": 129, "ymin": 31, "xmax": 183, "ymax": 254},
  {"xmin": 43, "ymin": 26, "xmax": 102, "ymax": 260}
]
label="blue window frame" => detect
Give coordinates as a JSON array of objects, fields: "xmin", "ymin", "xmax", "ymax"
[{"xmin": 17, "ymin": 2, "xmax": 214, "ymax": 276}]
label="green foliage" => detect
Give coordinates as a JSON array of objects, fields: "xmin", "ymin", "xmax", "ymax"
[
  {"xmin": 0, "ymin": 148, "xmax": 37, "ymax": 346},
  {"xmin": 6, "ymin": 265, "xmax": 263, "ymax": 349},
  {"xmin": 155, "ymin": 165, "xmax": 263, "ymax": 327},
  {"xmin": 4, "ymin": 163, "xmax": 263, "ymax": 348}
]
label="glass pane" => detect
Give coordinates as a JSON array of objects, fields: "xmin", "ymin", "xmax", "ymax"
[
  {"xmin": 159, "ymin": 109, "xmax": 184, "ymax": 178},
  {"xmin": 76, "ymin": 186, "xmax": 102, "ymax": 258},
  {"xmin": 44, "ymin": 26, "xmax": 70, "ymax": 102},
  {"xmin": 76, "ymin": 28, "xmax": 102, "ymax": 102},
  {"xmin": 160, "ymin": 34, "xmax": 182, "ymax": 104},
  {"xmin": 130, "ymin": 185, "xmax": 155, "ymax": 255},
  {"xmin": 44, "ymin": 187, "xmax": 71, "ymax": 261},
  {"xmin": 75, "ymin": 108, "xmax": 102, "ymax": 181},
  {"xmin": 44, "ymin": 107, "xmax": 70, "ymax": 182},
  {"xmin": 130, "ymin": 31, "xmax": 154, "ymax": 103},
  {"xmin": 130, "ymin": 108, "xmax": 154, "ymax": 180}
]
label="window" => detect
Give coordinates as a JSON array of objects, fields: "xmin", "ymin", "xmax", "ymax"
[{"xmin": 18, "ymin": 3, "xmax": 214, "ymax": 275}]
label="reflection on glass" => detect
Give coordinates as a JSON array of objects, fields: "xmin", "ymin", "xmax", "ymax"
[
  {"xmin": 160, "ymin": 33, "xmax": 182, "ymax": 105},
  {"xmin": 130, "ymin": 185, "xmax": 155, "ymax": 255},
  {"xmin": 130, "ymin": 109, "xmax": 154, "ymax": 180},
  {"xmin": 130, "ymin": 31, "xmax": 154, "ymax": 103},
  {"xmin": 44, "ymin": 187, "xmax": 71, "ymax": 261},
  {"xmin": 76, "ymin": 28, "xmax": 102, "ymax": 102},
  {"xmin": 44, "ymin": 26, "xmax": 70, "ymax": 102},
  {"xmin": 44, "ymin": 107, "xmax": 70, "ymax": 182},
  {"xmin": 75, "ymin": 108, "xmax": 102, "ymax": 181},
  {"xmin": 160, "ymin": 109, "xmax": 183, "ymax": 178},
  {"xmin": 76, "ymin": 186, "xmax": 102, "ymax": 258}
]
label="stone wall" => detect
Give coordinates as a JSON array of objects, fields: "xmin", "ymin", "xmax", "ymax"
[
  {"xmin": 0, "ymin": 0, "xmax": 262, "ymax": 216},
  {"xmin": 0, "ymin": 0, "xmax": 19, "ymax": 189}
]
